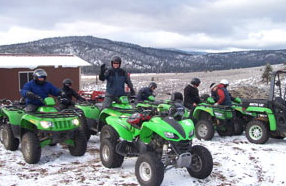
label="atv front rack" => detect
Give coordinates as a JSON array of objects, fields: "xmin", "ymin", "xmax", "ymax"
[{"xmin": 28, "ymin": 112, "xmax": 79, "ymax": 118}]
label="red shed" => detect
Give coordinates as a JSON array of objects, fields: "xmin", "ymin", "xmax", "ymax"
[{"xmin": 0, "ymin": 54, "xmax": 91, "ymax": 101}]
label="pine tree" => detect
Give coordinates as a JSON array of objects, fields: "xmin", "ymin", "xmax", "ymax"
[{"xmin": 261, "ymin": 63, "xmax": 273, "ymax": 84}]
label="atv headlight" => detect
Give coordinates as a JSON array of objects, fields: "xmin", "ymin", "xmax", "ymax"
[
  {"xmin": 214, "ymin": 112, "xmax": 223, "ymax": 117},
  {"xmin": 72, "ymin": 119, "xmax": 80, "ymax": 126},
  {"xmin": 40, "ymin": 121, "xmax": 53, "ymax": 129},
  {"xmin": 189, "ymin": 130, "xmax": 195, "ymax": 137},
  {"xmin": 164, "ymin": 132, "xmax": 175, "ymax": 139}
]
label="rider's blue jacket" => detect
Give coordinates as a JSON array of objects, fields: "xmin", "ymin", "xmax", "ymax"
[{"xmin": 21, "ymin": 80, "xmax": 61, "ymax": 106}]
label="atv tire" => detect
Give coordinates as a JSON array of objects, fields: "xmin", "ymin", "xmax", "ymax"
[
  {"xmin": 100, "ymin": 124, "xmax": 119, "ymax": 142},
  {"xmin": 246, "ymin": 120, "xmax": 269, "ymax": 144},
  {"xmin": 79, "ymin": 115, "xmax": 91, "ymax": 141},
  {"xmin": 1, "ymin": 124, "xmax": 19, "ymax": 151},
  {"xmin": 68, "ymin": 130, "xmax": 87, "ymax": 156},
  {"xmin": 21, "ymin": 132, "xmax": 41, "ymax": 164},
  {"xmin": 135, "ymin": 152, "xmax": 164, "ymax": 186},
  {"xmin": 195, "ymin": 120, "xmax": 215, "ymax": 140},
  {"xmin": 233, "ymin": 118, "xmax": 245, "ymax": 135},
  {"xmin": 100, "ymin": 139, "xmax": 124, "ymax": 168},
  {"xmin": 187, "ymin": 145, "xmax": 213, "ymax": 179}
]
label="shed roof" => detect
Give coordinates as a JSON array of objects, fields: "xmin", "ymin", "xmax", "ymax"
[{"xmin": 0, "ymin": 54, "xmax": 91, "ymax": 69}]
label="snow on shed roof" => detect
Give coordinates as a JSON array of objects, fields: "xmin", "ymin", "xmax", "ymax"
[{"xmin": 0, "ymin": 54, "xmax": 91, "ymax": 69}]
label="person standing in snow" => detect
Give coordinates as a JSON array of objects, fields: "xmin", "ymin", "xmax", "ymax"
[
  {"xmin": 183, "ymin": 78, "xmax": 201, "ymax": 117},
  {"xmin": 135, "ymin": 82, "xmax": 157, "ymax": 103},
  {"xmin": 21, "ymin": 68, "xmax": 62, "ymax": 112},
  {"xmin": 212, "ymin": 79, "xmax": 232, "ymax": 106},
  {"xmin": 99, "ymin": 56, "xmax": 135, "ymax": 108}
]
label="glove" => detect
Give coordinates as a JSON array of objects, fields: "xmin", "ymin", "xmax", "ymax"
[
  {"xmin": 100, "ymin": 64, "xmax": 107, "ymax": 73},
  {"xmin": 130, "ymin": 88, "xmax": 135, "ymax": 96},
  {"xmin": 61, "ymin": 98, "xmax": 71, "ymax": 105},
  {"xmin": 26, "ymin": 91, "xmax": 41, "ymax": 100}
]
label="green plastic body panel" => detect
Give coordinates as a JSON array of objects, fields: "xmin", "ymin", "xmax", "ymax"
[
  {"xmin": 140, "ymin": 117, "xmax": 195, "ymax": 143},
  {"xmin": 0, "ymin": 107, "xmax": 25, "ymax": 125},
  {"xmin": 37, "ymin": 106, "xmax": 58, "ymax": 112},
  {"xmin": 20, "ymin": 114, "xmax": 79, "ymax": 131},
  {"xmin": 106, "ymin": 116, "xmax": 139, "ymax": 141},
  {"xmin": 193, "ymin": 105, "xmax": 215, "ymax": 120},
  {"xmin": 193, "ymin": 104, "xmax": 233, "ymax": 120},
  {"xmin": 106, "ymin": 115, "xmax": 195, "ymax": 144},
  {"xmin": 75, "ymin": 105, "xmax": 100, "ymax": 120},
  {"xmin": 99, "ymin": 107, "xmax": 132, "ymax": 122},
  {"xmin": 147, "ymin": 95, "xmax": 155, "ymax": 102},
  {"xmin": 206, "ymin": 97, "xmax": 215, "ymax": 104},
  {"xmin": 44, "ymin": 97, "xmax": 56, "ymax": 106},
  {"xmin": 245, "ymin": 106, "xmax": 276, "ymax": 130}
]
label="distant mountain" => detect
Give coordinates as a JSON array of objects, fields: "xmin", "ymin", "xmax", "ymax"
[{"xmin": 0, "ymin": 36, "xmax": 286, "ymax": 74}]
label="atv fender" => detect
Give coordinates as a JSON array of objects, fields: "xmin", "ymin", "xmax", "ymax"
[
  {"xmin": 193, "ymin": 106, "xmax": 214, "ymax": 120},
  {"xmin": 20, "ymin": 119, "xmax": 38, "ymax": 132},
  {"xmin": 245, "ymin": 107, "xmax": 276, "ymax": 130},
  {"xmin": 75, "ymin": 105, "xmax": 100, "ymax": 120},
  {"xmin": 105, "ymin": 116, "xmax": 134, "ymax": 141},
  {"xmin": 1, "ymin": 109, "xmax": 24, "ymax": 125}
]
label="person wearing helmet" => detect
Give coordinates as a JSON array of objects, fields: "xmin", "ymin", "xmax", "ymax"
[
  {"xmin": 59, "ymin": 78, "xmax": 86, "ymax": 110},
  {"xmin": 183, "ymin": 78, "xmax": 201, "ymax": 112},
  {"xmin": 99, "ymin": 56, "xmax": 135, "ymax": 108},
  {"xmin": 21, "ymin": 68, "xmax": 62, "ymax": 112},
  {"xmin": 168, "ymin": 92, "xmax": 185, "ymax": 120},
  {"xmin": 212, "ymin": 79, "xmax": 232, "ymax": 106},
  {"xmin": 135, "ymin": 82, "xmax": 157, "ymax": 103}
]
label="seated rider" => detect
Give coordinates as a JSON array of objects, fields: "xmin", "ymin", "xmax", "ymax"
[
  {"xmin": 59, "ymin": 78, "xmax": 86, "ymax": 110},
  {"xmin": 211, "ymin": 79, "xmax": 232, "ymax": 106},
  {"xmin": 21, "ymin": 69, "xmax": 62, "ymax": 112},
  {"xmin": 168, "ymin": 92, "xmax": 185, "ymax": 121},
  {"xmin": 135, "ymin": 82, "xmax": 157, "ymax": 103}
]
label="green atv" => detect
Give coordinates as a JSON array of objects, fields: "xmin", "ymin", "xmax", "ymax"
[
  {"xmin": 99, "ymin": 104, "xmax": 213, "ymax": 186},
  {"xmin": 0, "ymin": 97, "xmax": 87, "ymax": 164},
  {"xmin": 192, "ymin": 96, "xmax": 236, "ymax": 140},
  {"xmin": 242, "ymin": 70, "xmax": 286, "ymax": 144}
]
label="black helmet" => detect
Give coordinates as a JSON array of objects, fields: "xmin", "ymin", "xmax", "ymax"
[
  {"xmin": 111, "ymin": 56, "xmax": 122, "ymax": 67},
  {"xmin": 63, "ymin": 78, "xmax": 73, "ymax": 86},
  {"xmin": 171, "ymin": 92, "xmax": 183, "ymax": 103},
  {"xmin": 149, "ymin": 82, "xmax": 157, "ymax": 89},
  {"xmin": 33, "ymin": 69, "xmax": 47, "ymax": 85},
  {"xmin": 191, "ymin": 78, "xmax": 201, "ymax": 86}
]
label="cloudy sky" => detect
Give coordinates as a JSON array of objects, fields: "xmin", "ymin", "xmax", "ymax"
[{"xmin": 0, "ymin": 0, "xmax": 286, "ymax": 52}]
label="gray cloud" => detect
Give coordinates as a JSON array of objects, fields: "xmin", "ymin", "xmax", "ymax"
[{"xmin": 1, "ymin": 0, "xmax": 286, "ymax": 52}]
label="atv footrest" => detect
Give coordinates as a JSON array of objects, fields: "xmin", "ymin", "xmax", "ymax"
[
  {"xmin": 176, "ymin": 152, "xmax": 192, "ymax": 168},
  {"xmin": 116, "ymin": 141, "xmax": 139, "ymax": 156}
]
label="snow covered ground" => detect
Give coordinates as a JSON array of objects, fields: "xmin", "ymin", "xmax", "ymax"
[
  {"xmin": 1, "ymin": 64, "xmax": 286, "ymax": 186},
  {"xmin": 1, "ymin": 135, "xmax": 286, "ymax": 186}
]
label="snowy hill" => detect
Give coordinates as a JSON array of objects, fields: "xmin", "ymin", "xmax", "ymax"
[{"xmin": 1, "ymin": 36, "xmax": 286, "ymax": 73}]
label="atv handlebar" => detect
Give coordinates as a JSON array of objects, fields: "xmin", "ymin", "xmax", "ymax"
[{"xmin": 0, "ymin": 99, "xmax": 13, "ymax": 105}]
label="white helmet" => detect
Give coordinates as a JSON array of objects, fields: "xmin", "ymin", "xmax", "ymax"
[{"xmin": 220, "ymin": 79, "xmax": 229, "ymax": 85}]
